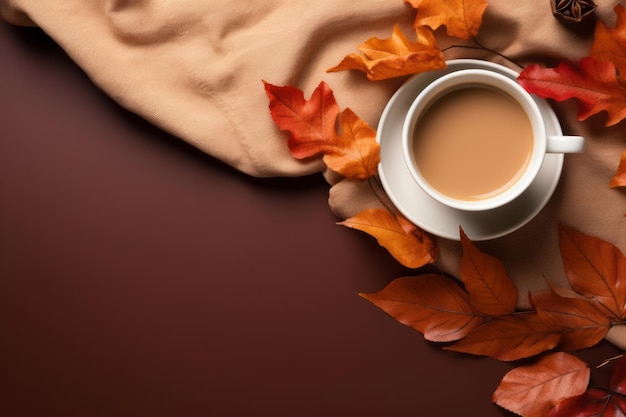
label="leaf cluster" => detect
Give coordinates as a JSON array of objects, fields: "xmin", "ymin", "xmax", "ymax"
[
  {"xmin": 264, "ymin": 81, "xmax": 438, "ymax": 269},
  {"xmin": 327, "ymin": 0, "xmax": 488, "ymax": 80},
  {"xmin": 360, "ymin": 225, "xmax": 626, "ymax": 416},
  {"xmin": 518, "ymin": 4, "xmax": 626, "ymax": 189},
  {"xmin": 263, "ymin": 2, "xmax": 626, "ymax": 416},
  {"xmin": 263, "ymin": 81, "xmax": 379, "ymax": 181}
]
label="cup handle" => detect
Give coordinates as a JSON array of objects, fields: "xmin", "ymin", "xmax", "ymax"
[{"xmin": 546, "ymin": 135, "xmax": 585, "ymax": 153}]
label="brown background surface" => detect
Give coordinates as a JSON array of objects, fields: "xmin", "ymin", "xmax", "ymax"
[{"xmin": 0, "ymin": 22, "xmax": 622, "ymax": 417}]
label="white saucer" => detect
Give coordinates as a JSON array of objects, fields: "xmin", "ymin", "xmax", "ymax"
[{"xmin": 377, "ymin": 59, "xmax": 564, "ymax": 241}]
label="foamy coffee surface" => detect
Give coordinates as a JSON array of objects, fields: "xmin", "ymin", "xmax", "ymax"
[{"xmin": 412, "ymin": 86, "xmax": 533, "ymax": 201}]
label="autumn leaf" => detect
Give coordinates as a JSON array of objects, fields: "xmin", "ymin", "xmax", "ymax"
[
  {"xmin": 322, "ymin": 108, "xmax": 380, "ymax": 180},
  {"xmin": 559, "ymin": 225, "xmax": 626, "ymax": 320},
  {"xmin": 531, "ymin": 289, "xmax": 611, "ymax": 350},
  {"xmin": 459, "ymin": 228, "xmax": 517, "ymax": 317},
  {"xmin": 444, "ymin": 314, "xmax": 561, "ymax": 361},
  {"xmin": 404, "ymin": 0, "xmax": 488, "ymax": 40},
  {"xmin": 493, "ymin": 352, "xmax": 590, "ymax": 417},
  {"xmin": 548, "ymin": 354, "xmax": 626, "ymax": 417},
  {"xmin": 327, "ymin": 24, "xmax": 446, "ymax": 81},
  {"xmin": 263, "ymin": 80, "xmax": 340, "ymax": 158},
  {"xmin": 518, "ymin": 57, "xmax": 626, "ymax": 127},
  {"xmin": 264, "ymin": 81, "xmax": 381, "ymax": 181},
  {"xmin": 612, "ymin": 354, "xmax": 626, "ymax": 395},
  {"xmin": 339, "ymin": 209, "xmax": 437, "ymax": 268},
  {"xmin": 359, "ymin": 274, "xmax": 483, "ymax": 342},
  {"xmin": 548, "ymin": 388, "xmax": 622, "ymax": 417},
  {"xmin": 610, "ymin": 150, "xmax": 626, "ymax": 188},
  {"xmin": 520, "ymin": 5, "xmax": 626, "ymax": 191},
  {"xmin": 590, "ymin": 4, "xmax": 626, "ymax": 77}
]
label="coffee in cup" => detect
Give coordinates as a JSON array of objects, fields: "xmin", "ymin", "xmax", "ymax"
[{"xmin": 402, "ymin": 69, "xmax": 584, "ymax": 212}]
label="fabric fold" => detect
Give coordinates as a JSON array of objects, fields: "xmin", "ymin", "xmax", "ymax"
[{"xmin": 1, "ymin": 0, "xmax": 625, "ymax": 346}]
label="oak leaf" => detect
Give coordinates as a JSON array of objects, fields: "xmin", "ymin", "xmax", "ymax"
[
  {"xmin": 339, "ymin": 209, "xmax": 437, "ymax": 269},
  {"xmin": 610, "ymin": 150, "xmax": 626, "ymax": 188},
  {"xmin": 404, "ymin": 0, "xmax": 488, "ymax": 40},
  {"xmin": 263, "ymin": 80, "xmax": 340, "ymax": 158},
  {"xmin": 518, "ymin": 5, "xmax": 626, "ymax": 127},
  {"xmin": 327, "ymin": 24, "xmax": 446, "ymax": 81},
  {"xmin": 548, "ymin": 354, "xmax": 626, "ymax": 417},
  {"xmin": 493, "ymin": 352, "xmax": 590, "ymax": 417},
  {"xmin": 359, "ymin": 274, "xmax": 483, "ymax": 342},
  {"xmin": 459, "ymin": 228, "xmax": 517, "ymax": 317},
  {"xmin": 559, "ymin": 225, "xmax": 626, "ymax": 321},
  {"xmin": 531, "ymin": 289, "xmax": 611, "ymax": 350},
  {"xmin": 322, "ymin": 108, "xmax": 380, "ymax": 180},
  {"xmin": 444, "ymin": 314, "xmax": 561, "ymax": 361},
  {"xmin": 518, "ymin": 57, "xmax": 626, "ymax": 127}
]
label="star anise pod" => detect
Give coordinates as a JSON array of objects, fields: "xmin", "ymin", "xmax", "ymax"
[{"xmin": 551, "ymin": 0, "xmax": 596, "ymax": 24}]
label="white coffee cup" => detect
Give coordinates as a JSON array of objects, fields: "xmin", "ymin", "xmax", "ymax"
[{"xmin": 402, "ymin": 69, "xmax": 584, "ymax": 212}]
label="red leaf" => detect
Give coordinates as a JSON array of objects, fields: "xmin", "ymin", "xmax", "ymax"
[
  {"xmin": 459, "ymin": 228, "xmax": 517, "ymax": 316},
  {"xmin": 493, "ymin": 352, "xmax": 590, "ymax": 417},
  {"xmin": 549, "ymin": 355, "xmax": 626, "ymax": 417},
  {"xmin": 559, "ymin": 225, "xmax": 626, "ymax": 320},
  {"xmin": 531, "ymin": 289, "xmax": 611, "ymax": 350},
  {"xmin": 263, "ymin": 81, "xmax": 340, "ymax": 158},
  {"xmin": 518, "ymin": 57, "xmax": 626, "ymax": 126},
  {"xmin": 444, "ymin": 314, "xmax": 561, "ymax": 361},
  {"xmin": 610, "ymin": 354, "xmax": 626, "ymax": 396},
  {"xmin": 359, "ymin": 274, "xmax": 483, "ymax": 342},
  {"xmin": 548, "ymin": 388, "xmax": 618, "ymax": 417}
]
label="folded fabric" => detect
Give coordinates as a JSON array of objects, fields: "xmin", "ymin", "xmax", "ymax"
[{"xmin": 2, "ymin": 0, "xmax": 625, "ymax": 346}]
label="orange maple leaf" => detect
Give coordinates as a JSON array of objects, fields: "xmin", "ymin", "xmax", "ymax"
[
  {"xmin": 590, "ymin": 4, "xmax": 626, "ymax": 77},
  {"xmin": 493, "ymin": 352, "xmax": 590, "ymax": 417},
  {"xmin": 610, "ymin": 150, "xmax": 626, "ymax": 188},
  {"xmin": 263, "ymin": 80, "xmax": 340, "ymax": 158},
  {"xmin": 338, "ymin": 208, "xmax": 437, "ymax": 268},
  {"xmin": 559, "ymin": 225, "xmax": 626, "ymax": 321},
  {"xmin": 459, "ymin": 228, "xmax": 517, "ymax": 317},
  {"xmin": 359, "ymin": 274, "xmax": 483, "ymax": 342},
  {"xmin": 322, "ymin": 108, "xmax": 380, "ymax": 180},
  {"xmin": 327, "ymin": 24, "xmax": 445, "ymax": 81},
  {"xmin": 404, "ymin": 0, "xmax": 488, "ymax": 40}
]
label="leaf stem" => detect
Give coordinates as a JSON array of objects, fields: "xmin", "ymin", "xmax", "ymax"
[
  {"xmin": 441, "ymin": 38, "xmax": 524, "ymax": 70},
  {"xmin": 596, "ymin": 353, "xmax": 624, "ymax": 369},
  {"xmin": 368, "ymin": 176, "xmax": 397, "ymax": 214}
]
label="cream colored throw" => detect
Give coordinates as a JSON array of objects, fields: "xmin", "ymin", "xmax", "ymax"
[{"xmin": 2, "ymin": 0, "xmax": 625, "ymax": 345}]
